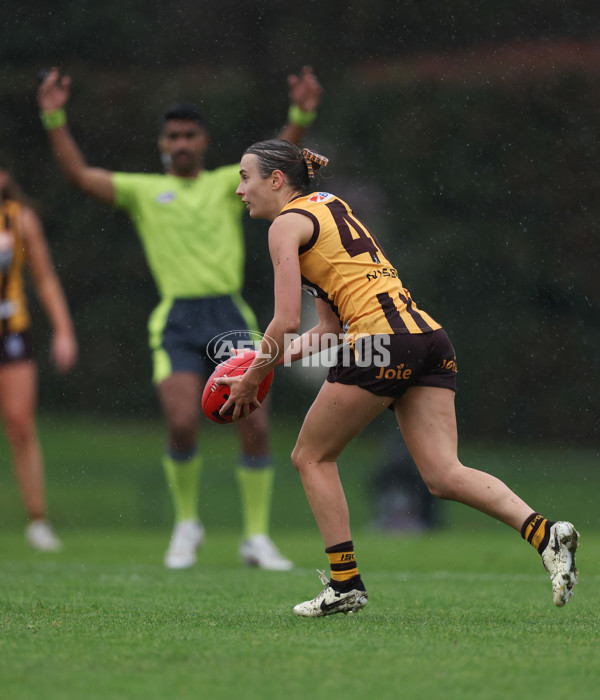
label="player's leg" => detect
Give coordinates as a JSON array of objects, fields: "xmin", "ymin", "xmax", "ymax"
[
  {"xmin": 291, "ymin": 380, "xmax": 391, "ymax": 616},
  {"xmin": 0, "ymin": 360, "xmax": 61, "ymax": 551},
  {"xmin": 158, "ymin": 371, "xmax": 205, "ymax": 569},
  {"xmin": 395, "ymin": 386, "xmax": 533, "ymax": 527},
  {"xmin": 395, "ymin": 385, "xmax": 579, "ymax": 606}
]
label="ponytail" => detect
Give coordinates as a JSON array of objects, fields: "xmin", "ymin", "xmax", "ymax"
[{"xmin": 243, "ymin": 139, "xmax": 329, "ymax": 194}]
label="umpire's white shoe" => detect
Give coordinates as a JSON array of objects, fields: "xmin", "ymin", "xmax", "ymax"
[
  {"xmin": 25, "ymin": 520, "xmax": 62, "ymax": 552},
  {"xmin": 239, "ymin": 534, "xmax": 293, "ymax": 571},
  {"xmin": 164, "ymin": 519, "xmax": 205, "ymax": 569},
  {"xmin": 541, "ymin": 521, "xmax": 579, "ymax": 607},
  {"xmin": 293, "ymin": 570, "xmax": 368, "ymax": 617}
]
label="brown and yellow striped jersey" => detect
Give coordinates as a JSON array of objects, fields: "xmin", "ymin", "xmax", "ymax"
[
  {"xmin": 0, "ymin": 199, "xmax": 31, "ymax": 334},
  {"xmin": 279, "ymin": 192, "xmax": 441, "ymax": 341}
]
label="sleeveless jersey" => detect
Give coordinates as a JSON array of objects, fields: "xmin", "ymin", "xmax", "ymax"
[
  {"xmin": 279, "ymin": 192, "xmax": 441, "ymax": 341},
  {"xmin": 0, "ymin": 200, "xmax": 31, "ymax": 334}
]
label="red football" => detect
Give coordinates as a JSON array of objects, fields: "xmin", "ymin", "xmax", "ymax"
[{"xmin": 201, "ymin": 350, "xmax": 274, "ymax": 424}]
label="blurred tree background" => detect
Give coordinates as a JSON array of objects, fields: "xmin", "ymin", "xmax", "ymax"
[{"xmin": 1, "ymin": 0, "xmax": 599, "ymax": 442}]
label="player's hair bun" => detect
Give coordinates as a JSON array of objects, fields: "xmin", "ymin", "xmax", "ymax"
[{"xmin": 302, "ymin": 148, "xmax": 329, "ymax": 178}]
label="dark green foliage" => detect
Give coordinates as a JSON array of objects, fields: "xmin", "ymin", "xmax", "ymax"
[{"xmin": 1, "ymin": 2, "xmax": 599, "ymax": 441}]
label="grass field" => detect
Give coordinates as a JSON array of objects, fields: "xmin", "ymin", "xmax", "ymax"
[{"xmin": 1, "ymin": 414, "xmax": 599, "ymax": 699}]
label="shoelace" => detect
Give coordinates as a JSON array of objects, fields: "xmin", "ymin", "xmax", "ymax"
[
  {"xmin": 303, "ymin": 570, "xmax": 332, "ymax": 604},
  {"xmin": 316, "ymin": 569, "xmax": 329, "ymax": 586}
]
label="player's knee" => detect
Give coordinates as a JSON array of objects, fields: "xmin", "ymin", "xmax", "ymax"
[
  {"xmin": 290, "ymin": 444, "xmax": 301, "ymax": 473},
  {"xmin": 419, "ymin": 462, "xmax": 464, "ymax": 500},
  {"xmin": 3, "ymin": 412, "xmax": 36, "ymax": 446},
  {"xmin": 423, "ymin": 478, "xmax": 448, "ymax": 500},
  {"xmin": 291, "ymin": 443, "xmax": 325, "ymax": 476},
  {"xmin": 290, "ymin": 443, "xmax": 308, "ymax": 474}
]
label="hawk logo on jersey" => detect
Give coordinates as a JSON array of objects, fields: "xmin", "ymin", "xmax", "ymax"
[
  {"xmin": 308, "ymin": 192, "xmax": 333, "ymax": 203},
  {"xmin": 156, "ymin": 192, "xmax": 176, "ymax": 204}
]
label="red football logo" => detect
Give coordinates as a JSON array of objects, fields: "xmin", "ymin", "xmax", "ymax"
[{"xmin": 201, "ymin": 350, "xmax": 274, "ymax": 424}]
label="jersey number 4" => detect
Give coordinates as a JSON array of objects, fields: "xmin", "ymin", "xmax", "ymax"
[{"xmin": 326, "ymin": 200, "xmax": 383, "ymax": 264}]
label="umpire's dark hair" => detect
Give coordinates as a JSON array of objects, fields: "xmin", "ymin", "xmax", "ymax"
[
  {"xmin": 160, "ymin": 102, "xmax": 205, "ymax": 129},
  {"xmin": 243, "ymin": 139, "xmax": 328, "ymax": 194}
]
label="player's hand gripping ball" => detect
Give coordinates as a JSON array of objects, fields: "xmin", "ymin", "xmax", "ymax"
[{"xmin": 201, "ymin": 350, "xmax": 274, "ymax": 424}]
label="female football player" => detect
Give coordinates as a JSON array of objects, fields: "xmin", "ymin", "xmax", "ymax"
[
  {"xmin": 218, "ymin": 139, "xmax": 579, "ymax": 617},
  {"xmin": 0, "ymin": 160, "xmax": 77, "ymax": 550}
]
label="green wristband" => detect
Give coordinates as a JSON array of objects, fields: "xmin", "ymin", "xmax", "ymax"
[
  {"xmin": 40, "ymin": 109, "xmax": 67, "ymax": 130},
  {"xmin": 288, "ymin": 104, "xmax": 316, "ymax": 128}
]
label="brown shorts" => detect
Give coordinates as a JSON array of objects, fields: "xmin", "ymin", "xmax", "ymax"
[
  {"xmin": 0, "ymin": 330, "xmax": 35, "ymax": 367},
  {"xmin": 326, "ymin": 329, "xmax": 457, "ymax": 399}
]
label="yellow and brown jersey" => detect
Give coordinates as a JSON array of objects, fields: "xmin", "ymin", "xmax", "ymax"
[
  {"xmin": 0, "ymin": 199, "xmax": 31, "ymax": 334},
  {"xmin": 279, "ymin": 192, "xmax": 441, "ymax": 341}
]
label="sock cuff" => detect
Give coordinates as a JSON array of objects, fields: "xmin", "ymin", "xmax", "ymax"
[
  {"xmin": 521, "ymin": 512, "xmax": 554, "ymax": 552},
  {"xmin": 166, "ymin": 445, "xmax": 198, "ymax": 462},
  {"xmin": 240, "ymin": 454, "xmax": 272, "ymax": 469},
  {"xmin": 520, "ymin": 512, "xmax": 542, "ymax": 540},
  {"xmin": 330, "ymin": 574, "xmax": 365, "ymax": 592},
  {"xmin": 325, "ymin": 540, "xmax": 354, "ymax": 554}
]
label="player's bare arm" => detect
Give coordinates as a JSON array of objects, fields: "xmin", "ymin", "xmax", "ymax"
[
  {"xmin": 264, "ymin": 214, "xmax": 307, "ymax": 342},
  {"xmin": 21, "ymin": 206, "xmax": 78, "ymax": 372},
  {"xmin": 281, "ymin": 298, "xmax": 343, "ymax": 365},
  {"xmin": 37, "ymin": 67, "xmax": 115, "ymax": 204},
  {"xmin": 278, "ymin": 66, "xmax": 323, "ymax": 145},
  {"xmin": 218, "ymin": 215, "xmax": 306, "ymax": 419}
]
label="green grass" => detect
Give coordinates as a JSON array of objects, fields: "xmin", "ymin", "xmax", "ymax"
[
  {"xmin": 1, "ymin": 414, "xmax": 600, "ymax": 699},
  {"xmin": 1, "ymin": 530, "xmax": 599, "ymax": 700}
]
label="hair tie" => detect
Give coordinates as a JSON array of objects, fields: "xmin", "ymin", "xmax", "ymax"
[{"xmin": 302, "ymin": 148, "xmax": 329, "ymax": 178}]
